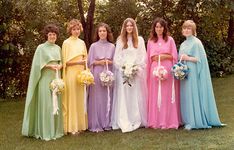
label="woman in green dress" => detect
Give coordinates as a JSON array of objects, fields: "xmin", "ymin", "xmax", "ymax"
[{"xmin": 22, "ymin": 24, "xmax": 63, "ymax": 140}]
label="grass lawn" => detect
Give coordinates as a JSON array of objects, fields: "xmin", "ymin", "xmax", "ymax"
[{"xmin": 0, "ymin": 75, "xmax": 234, "ymax": 150}]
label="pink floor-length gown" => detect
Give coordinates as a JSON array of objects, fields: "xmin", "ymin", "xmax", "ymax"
[{"xmin": 147, "ymin": 36, "xmax": 181, "ymax": 129}]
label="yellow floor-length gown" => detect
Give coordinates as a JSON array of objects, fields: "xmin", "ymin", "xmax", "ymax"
[{"xmin": 62, "ymin": 36, "xmax": 88, "ymax": 133}]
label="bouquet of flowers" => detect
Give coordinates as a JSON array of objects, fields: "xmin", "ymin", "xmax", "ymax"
[
  {"xmin": 99, "ymin": 70, "xmax": 114, "ymax": 86},
  {"xmin": 77, "ymin": 69, "xmax": 95, "ymax": 85},
  {"xmin": 99, "ymin": 60, "xmax": 114, "ymax": 86},
  {"xmin": 171, "ymin": 55, "xmax": 189, "ymax": 80},
  {"xmin": 49, "ymin": 68, "xmax": 65, "ymax": 115},
  {"xmin": 122, "ymin": 62, "xmax": 139, "ymax": 86},
  {"xmin": 50, "ymin": 68, "xmax": 65, "ymax": 94},
  {"xmin": 77, "ymin": 60, "xmax": 95, "ymax": 85},
  {"xmin": 50, "ymin": 78, "xmax": 65, "ymax": 94},
  {"xmin": 153, "ymin": 55, "xmax": 168, "ymax": 80},
  {"xmin": 153, "ymin": 66, "xmax": 168, "ymax": 80}
]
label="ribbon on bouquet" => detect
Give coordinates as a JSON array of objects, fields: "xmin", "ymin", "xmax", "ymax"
[
  {"xmin": 84, "ymin": 58, "xmax": 88, "ymax": 114},
  {"xmin": 157, "ymin": 55, "xmax": 176, "ymax": 111},
  {"xmin": 170, "ymin": 54, "xmax": 185, "ymax": 104},
  {"xmin": 104, "ymin": 59, "xmax": 111, "ymax": 119},
  {"xmin": 52, "ymin": 68, "xmax": 59, "ymax": 115},
  {"xmin": 170, "ymin": 55, "xmax": 185, "ymax": 104},
  {"xmin": 157, "ymin": 55, "xmax": 162, "ymax": 111}
]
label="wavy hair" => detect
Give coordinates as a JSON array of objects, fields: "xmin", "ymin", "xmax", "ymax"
[
  {"xmin": 120, "ymin": 18, "xmax": 138, "ymax": 49},
  {"xmin": 149, "ymin": 17, "xmax": 168, "ymax": 42},
  {"xmin": 67, "ymin": 19, "xmax": 83, "ymax": 35},
  {"xmin": 93, "ymin": 23, "xmax": 114, "ymax": 43},
  {"xmin": 42, "ymin": 24, "xmax": 59, "ymax": 40}
]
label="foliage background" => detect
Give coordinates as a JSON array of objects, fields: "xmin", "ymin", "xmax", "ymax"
[{"xmin": 0, "ymin": 0, "xmax": 233, "ymax": 98}]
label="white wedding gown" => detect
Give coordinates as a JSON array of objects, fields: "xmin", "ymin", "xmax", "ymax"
[{"xmin": 111, "ymin": 36, "xmax": 147, "ymax": 132}]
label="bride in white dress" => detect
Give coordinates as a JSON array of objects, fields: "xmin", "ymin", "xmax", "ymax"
[{"xmin": 111, "ymin": 18, "xmax": 147, "ymax": 132}]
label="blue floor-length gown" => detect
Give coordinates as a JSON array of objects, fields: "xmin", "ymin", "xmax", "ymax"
[{"xmin": 179, "ymin": 35, "xmax": 224, "ymax": 130}]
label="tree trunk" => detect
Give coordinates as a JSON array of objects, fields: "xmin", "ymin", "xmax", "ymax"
[
  {"xmin": 77, "ymin": 0, "xmax": 96, "ymax": 49},
  {"xmin": 227, "ymin": 10, "xmax": 234, "ymax": 49}
]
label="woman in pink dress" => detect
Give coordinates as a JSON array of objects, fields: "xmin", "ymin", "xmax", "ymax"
[{"xmin": 147, "ymin": 18, "xmax": 181, "ymax": 129}]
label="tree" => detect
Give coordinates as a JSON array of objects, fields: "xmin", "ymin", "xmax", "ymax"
[
  {"xmin": 95, "ymin": 0, "xmax": 140, "ymax": 40},
  {"xmin": 77, "ymin": 0, "xmax": 96, "ymax": 48},
  {"xmin": 227, "ymin": 7, "xmax": 234, "ymax": 49}
]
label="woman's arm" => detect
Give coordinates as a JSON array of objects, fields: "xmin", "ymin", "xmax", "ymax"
[
  {"xmin": 151, "ymin": 54, "xmax": 173, "ymax": 62},
  {"xmin": 45, "ymin": 64, "xmax": 62, "ymax": 70},
  {"xmin": 180, "ymin": 54, "xmax": 198, "ymax": 63},
  {"xmin": 93, "ymin": 59, "xmax": 113, "ymax": 66},
  {"xmin": 66, "ymin": 59, "xmax": 86, "ymax": 66}
]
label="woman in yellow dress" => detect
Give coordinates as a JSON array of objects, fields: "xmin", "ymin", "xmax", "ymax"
[{"xmin": 62, "ymin": 19, "xmax": 88, "ymax": 134}]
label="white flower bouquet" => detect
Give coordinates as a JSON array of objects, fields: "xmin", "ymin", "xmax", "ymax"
[
  {"xmin": 50, "ymin": 78, "xmax": 65, "ymax": 94},
  {"xmin": 100, "ymin": 70, "xmax": 114, "ymax": 86},
  {"xmin": 49, "ymin": 68, "xmax": 64, "ymax": 115},
  {"xmin": 122, "ymin": 62, "xmax": 139, "ymax": 86},
  {"xmin": 153, "ymin": 66, "xmax": 168, "ymax": 80},
  {"xmin": 153, "ymin": 55, "xmax": 168, "ymax": 80},
  {"xmin": 99, "ymin": 59, "xmax": 114, "ymax": 87}
]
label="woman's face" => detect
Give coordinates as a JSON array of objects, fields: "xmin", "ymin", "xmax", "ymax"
[
  {"xmin": 98, "ymin": 26, "xmax": 107, "ymax": 40},
  {"xmin": 47, "ymin": 32, "xmax": 57, "ymax": 43},
  {"xmin": 71, "ymin": 26, "xmax": 81, "ymax": 37},
  {"xmin": 182, "ymin": 26, "xmax": 193, "ymax": 37},
  {"xmin": 126, "ymin": 21, "xmax": 134, "ymax": 34},
  {"xmin": 155, "ymin": 22, "xmax": 164, "ymax": 36}
]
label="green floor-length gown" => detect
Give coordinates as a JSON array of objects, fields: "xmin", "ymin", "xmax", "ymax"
[{"xmin": 22, "ymin": 41, "xmax": 63, "ymax": 140}]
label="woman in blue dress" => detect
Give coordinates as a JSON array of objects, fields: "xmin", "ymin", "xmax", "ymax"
[{"xmin": 179, "ymin": 20, "xmax": 225, "ymax": 130}]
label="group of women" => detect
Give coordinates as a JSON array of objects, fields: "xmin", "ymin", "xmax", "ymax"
[{"xmin": 22, "ymin": 17, "xmax": 224, "ymax": 141}]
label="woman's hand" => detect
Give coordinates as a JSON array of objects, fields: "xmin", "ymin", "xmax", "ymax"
[
  {"xmin": 94, "ymin": 59, "xmax": 108, "ymax": 66},
  {"xmin": 106, "ymin": 59, "xmax": 113, "ymax": 65},
  {"xmin": 77, "ymin": 60, "xmax": 86, "ymax": 65},
  {"xmin": 180, "ymin": 54, "xmax": 190, "ymax": 61},
  {"xmin": 66, "ymin": 60, "xmax": 86, "ymax": 66},
  {"xmin": 45, "ymin": 64, "xmax": 58, "ymax": 70},
  {"xmin": 57, "ymin": 64, "xmax": 63, "ymax": 70},
  {"xmin": 180, "ymin": 54, "xmax": 198, "ymax": 62},
  {"xmin": 151, "ymin": 54, "xmax": 173, "ymax": 62}
]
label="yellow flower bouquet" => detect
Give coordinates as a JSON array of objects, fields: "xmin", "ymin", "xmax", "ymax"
[{"xmin": 77, "ymin": 60, "xmax": 95, "ymax": 85}]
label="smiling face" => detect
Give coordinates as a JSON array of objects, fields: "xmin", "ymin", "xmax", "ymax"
[
  {"xmin": 47, "ymin": 32, "xmax": 57, "ymax": 43},
  {"xmin": 71, "ymin": 25, "xmax": 81, "ymax": 37},
  {"xmin": 155, "ymin": 22, "xmax": 164, "ymax": 36},
  {"xmin": 126, "ymin": 21, "xmax": 134, "ymax": 34},
  {"xmin": 98, "ymin": 26, "xmax": 107, "ymax": 40},
  {"xmin": 182, "ymin": 26, "xmax": 193, "ymax": 37},
  {"xmin": 182, "ymin": 20, "xmax": 197, "ymax": 37}
]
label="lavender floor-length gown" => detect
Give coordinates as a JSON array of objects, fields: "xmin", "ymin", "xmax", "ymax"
[{"xmin": 87, "ymin": 39, "xmax": 115, "ymax": 132}]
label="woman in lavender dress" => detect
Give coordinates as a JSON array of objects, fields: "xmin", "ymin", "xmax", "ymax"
[{"xmin": 87, "ymin": 23, "xmax": 115, "ymax": 132}]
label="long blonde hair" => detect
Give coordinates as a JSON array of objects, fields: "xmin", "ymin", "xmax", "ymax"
[{"xmin": 120, "ymin": 18, "xmax": 138, "ymax": 49}]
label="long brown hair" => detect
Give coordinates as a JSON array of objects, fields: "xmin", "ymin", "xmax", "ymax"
[
  {"xmin": 120, "ymin": 18, "xmax": 138, "ymax": 49},
  {"xmin": 149, "ymin": 18, "xmax": 168, "ymax": 42},
  {"xmin": 93, "ymin": 23, "xmax": 114, "ymax": 43}
]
